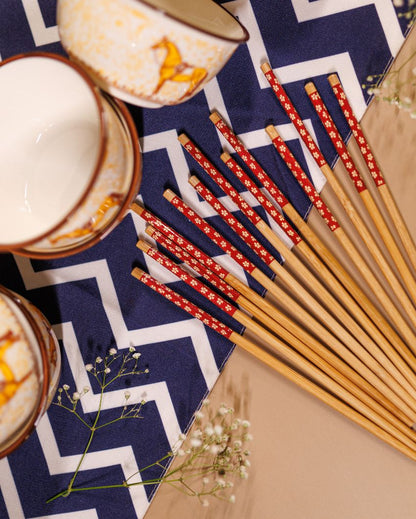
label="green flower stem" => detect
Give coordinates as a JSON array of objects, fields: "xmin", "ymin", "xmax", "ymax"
[
  {"xmin": 65, "ymin": 372, "xmax": 107, "ymax": 495},
  {"xmin": 46, "ymin": 477, "xmax": 184, "ymax": 503},
  {"xmin": 52, "ymin": 404, "xmax": 91, "ymax": 429}
]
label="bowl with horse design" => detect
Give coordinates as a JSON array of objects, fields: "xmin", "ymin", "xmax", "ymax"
[{"xmin": 57, "ymin": 0, "xmax": 249, "ymax": 108}]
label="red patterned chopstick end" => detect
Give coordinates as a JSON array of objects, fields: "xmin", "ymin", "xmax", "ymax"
[{"xmin": 136, "ymin": 270, "xmax": 233, "ymax": 339}]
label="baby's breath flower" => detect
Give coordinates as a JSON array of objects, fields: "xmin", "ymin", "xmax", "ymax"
[
  {"xmin": 63, "ymin": 384, "xmax": 69, "ymax": 391},
  {"xmin": 218, "ymin": 405, "xmax": 228, "ymax": 416},
  {"xmin": 129, "ymin": 346, "xmax": 136, "ymax": 353},
  {"xmin": 214, "ymin": 424, "xmax": 223, "ymax": 435},
  {"xmin": 85, "ymin": 364, "xmax": 93, "ymax": 372},
  {"xmin": 104, "ymin": 367, "xmax": 111, "ymax": 374},
  {"xmin": 95, "ymin": 356, "xmax": 103, "ymax": 364},
  {"xmin": 72, "ymin": 392, "xmax": 80, "ymax": 401},
  {"xmin": 210, "ymin": 444, "xmax": 220, "ymax": 455},
  {"xmin": 109, "ymin": 348, "xmax": 117, "ymax": 355},
  {"xmin": 132, "ymin": 352, "xmax": 141, "ymax": 359},
  {"xmin": 124, "ymin": 390, "xmax": 131, "ymax": 400},
  {"xmin": 190, "ymin": 438, "xmax": 202, "ymax": 448},
  {"xmin": 205, "ymin": 424, "xmax": 214, "ymax": 436},
  {"xmin": 229, "ymin": 494, "xmax": 236, "ymax": 504}
]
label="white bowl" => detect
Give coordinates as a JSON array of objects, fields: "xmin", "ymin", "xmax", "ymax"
[{"xmin": 57, "ymin": 0, "xmax": 249, "ymax": 107}]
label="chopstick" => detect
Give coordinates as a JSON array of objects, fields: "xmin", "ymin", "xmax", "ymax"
[
  {"xmin": 137, "ymin": 238, "xmax": 416, "ymax": 447},
  {"xmin": 188, "ymin": 173, "xmax": 416, "ymax": 404},
  {"xmin": 145, "ymin": 223, "xmax": 416, "ymax": 437},
  {"xmin": 328, "ymin": 73, "xmax": 416, "ymax": 274},
  {"xmin": 179, "ymin": 132, "xmax": 416, "ymax": 395},
  {"xmin": 131, "ymin": 266, "xmax": 416, "ymax": 460},
  {"xmin": 306, "ymin": 80, "xmax": 416, "ymax": 304},
  {"xmin": 261, "ymin": 62, "xmax": 416, "ymax": 348},
  {"xmin": 265, "ymin": 124, "xmax": 416, "ymax": 376},
  {"xmin": 162, "ymin": 189, "xmax": 416, "ymax": 422}
]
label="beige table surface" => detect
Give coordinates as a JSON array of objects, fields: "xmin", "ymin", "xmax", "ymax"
[{"xmin": 146, "ymin": 27, "xmax": 416, "ymax": 519}]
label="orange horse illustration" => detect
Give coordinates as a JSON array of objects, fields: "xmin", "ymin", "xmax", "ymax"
[
  {"xmin": 0, "ymin": 331, "xmax": 31, "ymax": 406},
  {"xmin": 152, "ymin": 38, "xmax": 208, "ymax": 100}
]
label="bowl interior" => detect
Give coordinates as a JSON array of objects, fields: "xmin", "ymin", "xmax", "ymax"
[
  {"xmin": 140, "ymin": 0, "xmax": 248, "ymax": 41},
  {"xmin": 0, "ymin": 56, "xmax": 102, "ymax": 246}
]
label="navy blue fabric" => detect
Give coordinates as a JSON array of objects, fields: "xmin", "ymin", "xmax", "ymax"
[{"xmin": 0, "ymin": 1, "xmax": 408, "ymax": 517}]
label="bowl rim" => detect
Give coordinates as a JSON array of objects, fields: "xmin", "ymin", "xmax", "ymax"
[
  {"xmin": 0, "ymin": 285, "xmax": 51, "ymax": 459},
  {"xmin": 0, "ymin": 52, "xmax": 108, "ymax": 251},
  {"xmin": 15, "ymin": 94, "xmax": 142, "ymax": 259},
  {"xmin": 132, "ymin": 0, "xmax": 250, "ymax": 43}
]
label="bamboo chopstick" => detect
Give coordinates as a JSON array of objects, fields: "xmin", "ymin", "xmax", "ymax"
[
  {"xmin": 306, "ymin": 80, "xmax": 416, "ymax": 304},
  {"xmin": 131, "ymin": 267, "xmax": 416, "ymax": 461},
  {"xmin": 145, "ymin": 224, "xmax": 416, "ymax": 439},
  {"xmin": 143, "ymin": 221, "xmax": 411, "ymax": 426},
  {"xmin": 261, "ymin": 62, "xmax": 416, "ymax": 349},
  {"xmin": 208, "ymin": 111, "xmax": 416, "ymax": 364},
  {"xmin": 188, "ymin": 173, "xmax": 416, "ymax": 404},
  {"xmin": 163, "ymin": 189, "xmax": 416, "ymax": 422},
  {"xmin": 265, "ymin": 124, "xmax": 416, "ymax": 376},
  {"xmin": 178, "ymin": 131, "xmax": 416, "ymax": 395},
  {"xmin": 137, "ymin": 238, "xmax": 416, "ymax": 448},
  {"xmin": 328, "ymin": 73, "xmax": 416, "ymax": 274}
]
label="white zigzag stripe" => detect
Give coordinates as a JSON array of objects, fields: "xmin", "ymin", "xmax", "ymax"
[
  {"xmin": 270, "ymin": 52, "xmax": 368, "ymax": 119},
  {"xmin": 36, "ymin": 416, "xmax": 149, "ymax": 519},
  {"xmin": 291, "ymin": 0, "xmax": 404, "ymax": 57},
  {"xmin": 14, "ymin": 255, "xmax": 221, "ymax": 390},
  {"xmin": 21, "ymin": 0, "xmax": 59, "ymax": 46},
  {"xmin": 54, "ymin": 322, "xmax": 182, "ymax": 444},
  {"xmin": 225, "ymin": 1, "xmax": 369, "ymax": 121},
  {"xmin": 237, "ymin": 120, "xmax": 326, "ymax": 191},
  {"xmin": 0, "ymin": 458, "xmax": 25, "ymax": 519}
]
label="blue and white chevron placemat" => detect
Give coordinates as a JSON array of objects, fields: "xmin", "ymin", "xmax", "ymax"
[{"xmin": 0, "ymin": 1, "xmax": 410, "ymax": 517}]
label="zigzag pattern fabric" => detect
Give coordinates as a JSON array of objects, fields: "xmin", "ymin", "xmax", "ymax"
[{"xmin": 0, "ymin": 1, "xmax": 410, "ymax": 517}]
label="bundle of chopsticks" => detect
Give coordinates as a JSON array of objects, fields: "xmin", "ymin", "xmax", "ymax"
[{"xmin": 130, "ymin": 64, "xmax": 416, "ymax": 460}]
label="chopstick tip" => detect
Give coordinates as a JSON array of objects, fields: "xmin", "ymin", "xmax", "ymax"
[
  {"xmin": 209, "ymin": 111, "xmax": 221, "ymax": 124},
  {"xmin": 130, "ymin": 201, "xmax": 144, "ymax": 216},
  {"xmin": 327, "ymin": 73, "xmax": 340, "ymax": 87},
  {"xmin": 145, "ymin": 225, "xmax": 156, "ymax": 237},
  {"xmin": 163, "ymin": 189, "xmax": 175, "ymax": 202},
  {"xmin": 260, "ymin": 62, "xmax": 271, "ymax": 73},
  {"xmin": 178, "ymin": 133, "xmax": 189, "ymax": 145},
  {"xmin": 131, "ymin": 267, "xmax": 144, "ymax": 280},
  {"xmin": 304, "ymin": 81, "xmax": 317, "ymax": 95},
  {"xmin": 136, "ymin": 239, "xmax": 151, "ymax": 253},
  {"xmin": 188, "ymin": 175, "xmax": 199, "ymax": 188},
  {"xmin": 220, "ymin": 151, "xmax": 231, "ymax": 162},
  {"xmin": 265, "ymin": 124, "xmax": 277, "ymax": 138}
]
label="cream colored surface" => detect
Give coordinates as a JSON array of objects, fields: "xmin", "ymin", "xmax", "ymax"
[{"xmin": 146, "ymin": 27, "xmax": 416, "ymax": 519}]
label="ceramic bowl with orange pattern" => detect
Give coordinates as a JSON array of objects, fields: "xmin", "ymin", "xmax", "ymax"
[
  {"xmin": 0, "ymin": 285, "xmax": 61, "ymax": 458},
  {"xmin": 0, "ymin": 53, "xmax": 141, "ymax": 258},
  {"xmin": 57, "ymin": 0, "xmax": 249, "ymax": 108}
]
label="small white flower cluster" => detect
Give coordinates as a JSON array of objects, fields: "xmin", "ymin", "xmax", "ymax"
[
  {"xmin": 169, "ymin": 399, "xmax": 253, "ymax": 506},
  {"xmin": 54, "ymin": 346, "xmax": 148, "ymax": 412},
  {"xmin": 363, "ymin": 3, "xmax": 416, "ymax": 118},
  {"xmin": 393, "ymin": 0, "xmax": 416, "ymax": 23},
  {"xmin": 57, "ymin": 384, "xmax": 90, "ymax": 408},
  {"xmin": 363, "ymin": 64, "xmax": 416, "ymax": 119}
]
